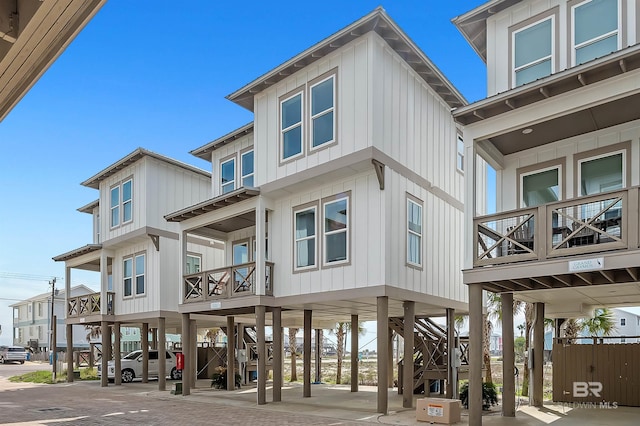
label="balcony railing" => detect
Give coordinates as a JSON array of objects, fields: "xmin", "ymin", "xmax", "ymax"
[
  {"xmin": 183, "ymin": 261, "xmax": 274, "ymax": 303},
  {"xmin": 67, "ymin": 292, "xmax": 115, "ymax": 317},
  {"xmin": 474, "ymin": 187, "xmax": 638, "ymax": 267}
]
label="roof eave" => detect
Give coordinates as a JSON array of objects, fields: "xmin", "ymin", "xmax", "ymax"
[{"xmin": 190, "ymin": 122, "xmax": 254, "ymax": 161}]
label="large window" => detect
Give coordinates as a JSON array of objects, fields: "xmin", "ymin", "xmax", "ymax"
[
  {"xmin": 281, "ymin": 92, "xmax": 303, "ymax": 161},
  {"xmin": 220, "ymin": 157, "xmax": 236, "ymax": 194},
  {"xmin": 407, "ymin": 197, "xmax": 423, "ymax": 267},
  {"xmin": 572, "ymin": 0, "xmax": 619, "ymax": 65},
  {"xmin": 294, "ymin": 206, "xmax": 317, "ymax": 270},
  {"xmin": 241, "ymin": 149, "xmax": 254, "ymax": 187},
  {"xmin": 186, "ymin": 254, "xmax": 201, "ymax": 274},
  {"xmin": 521, "ymin": 167, "xmax": 560, "ymax": 207},
  {"xmin": 124, "ymin": 253, "xmax": 145, "ymax": 297},
  {"xmin": 323, "ymin": 196, "xmax": 349, "ymax": 265},
  {"xmin": 310, "ymin": 76, "xmax": 335, "ymax": 149},
  {"xmin": 579, "ymin": 151, "xmax": 624, "ymax": 196},
  {"xmin": 110, "ymin": 178, "xmax": 133, "ymax": 227},
  {"xmin": 513, "ymin": 17, "xmax": 553, "ymax": 86}
]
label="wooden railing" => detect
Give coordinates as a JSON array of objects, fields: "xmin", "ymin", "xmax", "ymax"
[
  {"xmin": 67, "ymin": 292, "xmax": 115, "ymax": 317},
  {"xmin": 474, "ymin": 187, "xmax": 638, "ymax": 267},
  {"xmin": 183, "ymin": 261, "xmax": 274, "ymax": 303}
]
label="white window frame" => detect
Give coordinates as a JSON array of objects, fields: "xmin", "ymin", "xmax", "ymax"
[
  {"xmin": 407, "ymin": 197, "xmax": 423, "ymax": 268},
  {"xmin": 456, "ymin": 134, "xmax": 464, "ymax": 173},
  {"xmin": 110, "ymin": 185, "xmax": 120, "ymax": 228},
  {"xmin": 240, "ymin": 149, "xmax": 254, "ymax": 188},
  {"xmin": 519, "ymin": 165, "xmax": 562, "ymax": 208},
  {"xmin": 186, "ymin": 253, "xmax": 202, "ymax": 274},
  {"xmin": 322, "ymin": 195, "xmax": 349, "ymax": 266},
  {"xmin": 280, "ymin": 91, "xmax": 304, "ymax": 162},
  {"xmin": 309, "ymin": 75, "xmax": 335, "ymax": 151},
  {"xmin": 122, "ymin": 178, "xmax": 133, "ymax": 224},
  {"xmin": 110, "ymin": 178, "xmax": 133, "ymax": 228},
  {"xmin": 123, "ymin": 257, "xmax": 133, "ymax": 298},
  {"xmin": 571, "ymin": 0, "xmax": 621, "ymax": 66},
  {"xmin": 134, "ymin": 253, "xmax": 146, "ymax": 296},
  {"xmin": 220, "ymin": 157, "xmax": 236, "ymax": 194},
  {"xmin": 294, "ymin": 205, "xmax": 317, "ymax": 271},
  {"xmin": 512, "ymin": 16, "xmax": 555, "ymax": 87},
  {"xmin": 577, "ymin": 149, "xmax": 626, "ymax": 196}
]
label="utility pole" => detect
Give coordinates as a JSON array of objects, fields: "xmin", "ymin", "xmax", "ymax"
[{"xmin": 49, "ymin": 278, "xmax": 57, "ymax": 380}]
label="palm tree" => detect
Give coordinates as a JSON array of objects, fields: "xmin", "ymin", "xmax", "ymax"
[
  {"xmin": 85, "ymin": 325, "xmax": 101, "ymax": 342},
  {"xmin": 204, "ymin": 328, "xmax": 218, "ymax": 344},
  {"xmin": 331, "ymin": 321, "xmax": 365, "ymax": 384},
  {"xmin": 563, "ymin": 308, "xmax": 617, "ymax": 343},
  {"xmin": 288, "ymin": 327, "xmax": 299, "ymax": 381}
]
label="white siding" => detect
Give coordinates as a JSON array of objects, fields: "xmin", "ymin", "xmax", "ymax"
[
  {"xmin": 112, "ymin": 240, "xmax": 159, "ymax": 315},
  {"xmin": 209, "ymin": 133, "xmax": 254, "ymax": 197}
]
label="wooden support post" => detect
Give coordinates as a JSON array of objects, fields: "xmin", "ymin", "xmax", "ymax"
[
  {"xmin": 181, "ymin": 313, "xmax": 190, "ymax": 395},
  {"xmin": 190, "ymin": 319, "xmax": 197, "ymax": 388},
  {"xmin": 502, "ymin": 293, "xmax": 515, "ymax": 416},
  {"xmin": 446, "ymin": 308, "xmax": 456, "ymax": 398},
  {"xmin": 403, "ymin": 301, "xmax": 415, "ymax": 408},
  {"xmin": 469, "ymin": 284, "xmax": 483, "ymax": 426},
  {"xmin": 377, "ymin": 296, "xmax": 389, "ymax": 414},
  {"xmin": 237, "ymin": 323, "xmax": 245, "ymax": 385},
  {"xmin": 256, "ymin": 306, "xmax": 266, "ymax": 405},
  {"xmin": 532, "ymin": 302, "xmax": 545, "ymax": 407},
  {"xmin": 101, "ymin": 320, "xmax": 109, "ymax": 387},
  {"xmin": 388, "ymin": 330, "xmax": 394, "ymax": 388},
  {"xmin": 351, "ymin": 314, "xmax": 359, "ymax": 392},
  {"xmin": 151, "ymin": 327, "xmax": 158, "ymax": 350},
  {"xmin": 315, "ymin": 328, "xmax": 322, "ymax": 383},
  {"xmin": 114, "ymin": 321, "xmax": 122, "ymax": 385},
  {"xmin": 303, "ymin": 309, "xmax": 312, "ymax": 398},
  {"xmin": 158, "ymin": 318, "xmax": 166, "ymax": 391},
  {"xmin": 273, "ymin": 307, "xmax": 282, "ymax": 402},
  {"xmin": 66, "ymin": 323, "xmax": 73, "ymax": 383},
  {"xmin": 227, "ymin": 316, "xmax": 235, "ymax": 391},
  {"xmin": 142, "ymin": 323, "xmax": 149, "ymax": 383}
]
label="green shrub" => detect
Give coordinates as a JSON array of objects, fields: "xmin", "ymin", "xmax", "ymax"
[{"xmin": 460, "ymin": 381, "xmax": 499, "ymax": 410}]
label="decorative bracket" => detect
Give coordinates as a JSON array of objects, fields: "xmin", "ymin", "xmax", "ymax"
[
  {"xmin": 372, "ymin": 159, "xmax": 385, "ymax": 190},
  {"xmin": 149, "ymin": 234, "xmax": 160, "ymax": 251}
]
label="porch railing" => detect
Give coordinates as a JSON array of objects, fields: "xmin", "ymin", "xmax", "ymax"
[
  {"xmin": 67, "ymin": 292, "xmax": 115, "ymax": 317},
  {"xmin": 474, "ymin": 187, "xmax": 638, "ymax": 267},
  {"xmin": 183, "ymin": 261, "xmax": 274, "ymax": 303}
]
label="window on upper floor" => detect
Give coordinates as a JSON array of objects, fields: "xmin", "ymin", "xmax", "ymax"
[
  {"xmin": 572, "ymin": 0, "xmax": 619, "ymax": 66},
  {"xmin": 513, "ymin": 16, "xmax": 554, "ymax": 86},
  {"xmin": 310, "ymin": 75, "xmax": 335, "ymax": 150},
  {"xmin": 621, "ymin": 318, "xmax": 626, "ymax": 326},
  {"xmin": 323, "ymin": 195, "xmax": 349, "ymax": 266},
  {"xmin": 241, "ymin": 149, "xmax": 254, "ymax": 188},
  {"xmin": 220, "ymin": 157, "xmax": 236, "ymax": 194},
  {"xmin": 294, "ymin": 205, "xmax": 317, "ymax": 271},
  {"xmin": 521, "ymin": 167, "xmax": 561, "ymax": 207},
  {"xmin": 110, "ymin": 178, "xmax": 133, "ymax": 228},
  {"xmin": 407, "ymin": 196, "xmax": 423, "ymax": 268},
  {"xmin": 186, "ymin": 254, "xmax": 201, "ymax": 274},
  {"xmin": 123, "ymin": 253, "xmax": 145, "ymax": 297},
  {"xmin": 281, "ymin": 91, "xmax": 303, "ymax": 161},
  {"xmin": 578, "ymin": 151, "xmax": 624, "ymax": 196},
  {"xmin": 456, "ymin": 134, "xmax": 464, "ymax": 173},
  {"xmin": 95, "ymin": 212, "xmax": 101, "ymax": 243},
  {"xmin": 38, "ymin": 303, "xmax": 43, "ymax": 317}
]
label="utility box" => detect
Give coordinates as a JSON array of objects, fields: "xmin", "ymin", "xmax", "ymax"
[{"xmin": 416, "ymin": 398, "xmax": 461, "ymax": 424}]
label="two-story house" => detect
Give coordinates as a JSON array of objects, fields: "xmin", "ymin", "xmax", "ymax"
[
  {"xmin": 10, "ymin": 284, "xmax": 94, "ymax": 353},
  {"xmin": 53, "ymin": 148, "xmax": 217, "ymax": 389},
  {"xmin": 165, "ymin": 8, "xmax": 469, "ymax": 413},
  {"xmin": 454, "ymin": 0, "xmax": 640, "ymax": 422}
]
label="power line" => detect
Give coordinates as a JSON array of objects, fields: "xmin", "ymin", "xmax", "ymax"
[{"xmin": 0, "ymin": 272, "xmax": 63, "ymax": 281}]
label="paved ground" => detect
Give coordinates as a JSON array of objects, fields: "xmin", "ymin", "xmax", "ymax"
[{"xmin": 1, "ymin": 364, "xmax": 638, "ymax": 425}]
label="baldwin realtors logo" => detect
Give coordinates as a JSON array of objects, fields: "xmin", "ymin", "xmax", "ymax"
[{"xmin": 570, "ymin": 382, "xmax": 618, "ymax": 409}]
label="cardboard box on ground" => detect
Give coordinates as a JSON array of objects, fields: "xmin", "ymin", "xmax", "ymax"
[{"xmin": 416, "ymin": 398, "xmax": 461, "ymax": 424}]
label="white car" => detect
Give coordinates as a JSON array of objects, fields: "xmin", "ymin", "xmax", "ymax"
[
  {"xmin": 0, "ymin": 346, "xmax": 27, "ymax": 364},
  {"xmin": 98, "ymin": 349, "xmax": 181, "ymax": 383}
]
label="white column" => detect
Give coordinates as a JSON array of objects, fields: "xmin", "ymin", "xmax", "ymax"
[{"xmin": 255, "ymin": 197, "xmax": 266, "ymax": 295}]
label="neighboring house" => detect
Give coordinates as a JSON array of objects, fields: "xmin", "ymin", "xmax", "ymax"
[
  {"xmin": 574, "ymin": 308, "xmax": 640, "ymax": 343},
  {"xmin": 53, "ymin": 148, "xmax": 220, "ymax": 388},
  {"xmin": 10, "ymin": 285, "xmax": 95, "ymax": 351},
  {"xmin": 0, "ymin": 0, "xmax": 106, "ymax": 122},
  {"xmin": 166, "ymin": 8, "xmax": 469, "ymax": 412},
  {"xmin": 454, "ymin": 0, "xmax": 640, "ymax": 421}
]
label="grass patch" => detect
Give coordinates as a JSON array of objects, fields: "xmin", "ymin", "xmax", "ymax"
[
  {"xmin": 80, "ymin": 368, "xmax": 99, "ymax": 380},
  {"xmin": 9, "ymin": 370, "xmax": 59, "ymax": 384}
]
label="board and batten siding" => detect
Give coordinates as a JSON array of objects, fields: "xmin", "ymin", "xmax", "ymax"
[
  {"xmin": 385, "ymin": 169, "xmax": 466, "ymax": 304},
  {"xmin": 498, "ymin": 119, "xmax": 640, "ymax": 212},
  {"xmin": 186, "ymin": 240, "xmax": 224, "ymax": 273},
  {"xmin": 209, "ymin": 133, "xmax": 254, "ymax": 198},
  {"xmin": 253, "ymin": 35, "xmax": 371, "ymax": 188},
  {"xmin": 486, "ymin": 0, "xmax": 638, "ymax": 96},
  {"xmin": 159, "ymin": 238, "xmax": 180, "ymax": 312},
  {"xmin": 269, "ymin": 170, "xmax": 384, "ymax": 297}
]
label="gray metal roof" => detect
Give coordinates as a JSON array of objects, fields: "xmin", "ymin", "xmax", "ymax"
[{"xmin": 190, "ymin": 122, "xmax": 254, "ymax": 161}]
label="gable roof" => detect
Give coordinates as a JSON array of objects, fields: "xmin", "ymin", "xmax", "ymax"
[
  {"xmin": 9, "ymin": 284, "xmax": 96, "ymax": 306},
  {"xmin": 227, "ymin": 7, "xmax": 466, "ymax": 111},
  {"xmin": 81, "ymin": 148, "xmax": 210, "ymax": 189},
  {"xmin": 190, "ymin": 122, "xmax": 254, "ymax": 161},
  {"xmin": 452, "ymin": 0, "xmax": 522, "ymax": 63}
]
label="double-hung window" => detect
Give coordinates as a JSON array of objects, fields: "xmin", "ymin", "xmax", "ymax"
[
  {"xmin": 135, "ymin": 254, "xmax": 145, "ymax": 295},
  {"xmin": 122, "ymin": 179, "xmax": 132, "ymax": 223},
  {"xmin": 241, "ymin": 149, "xmax": 254, "ymax": 188},
  {"xmin": 294, "ymin": 206, "xmax": 317, "ymax": 270},
  {"xmin": 513, "ymin": 17, "xmax": 553, "ymax": 86},
  {"xmin": 110, "ymin": 186, "xmax": 120, "ymax": 227},
  {"xmin": 123, "ymin": 253, "xmax": 145, "ymax": 297},
  {"xmin": 123, "ymin": 258, "xmax": 133, "ymax": 297},
  {"xmin": 407, "ymin": 198, "xmax": 423, "ymax": 267},
  {"xmin": 110, "ymin": 178, "xmax": 133, "ymax": 227},
  {"xmin": 220, "ymin": 157, "xmax": 236, "ymax": 194},
  {"xmin": 323, "ymin": 196, "xmax": 349, "ymax": 265},
  {"xmin": 281, "ymin": 92, "xmax": 303, "ymax": 161},
  {"xmin": 310, "ymin": 76, "xmax": 335, "ymax": 149},
  {"xmin": 572, "ymin": 0, "xmax": 619, "ymax": 65},
  {"xmin": 456, "ymin": 134, "xmax": 464, "ymax": 173}
]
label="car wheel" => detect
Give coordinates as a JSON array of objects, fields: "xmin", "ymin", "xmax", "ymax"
[
  {"xmin": 170, "ymin": 367, "xmax": 182, "ymax": 380},
  {"xmin": 121, "ymin": 369, "xmax": 135, "ymax": 383},
  {"xmin": 20, "ymin": 360, "xmax": 24, "ymax": 364}
]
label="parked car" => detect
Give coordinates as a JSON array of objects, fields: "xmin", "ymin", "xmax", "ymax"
[
  {"xmin": 97, "ymin": 349, "xmax": 181, "ymax": 383},
  {"xmin": 0, "ymin": 345, "xmax": 27, "ymax": 364}
]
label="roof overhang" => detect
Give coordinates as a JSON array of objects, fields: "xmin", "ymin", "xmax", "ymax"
[
  {"xmin": 454, "ymin": 45, "xmax": 640, "ymax": 155},
  {"xmin": 81, "ymin": 148, "xmax": 210, "ymax": 189},
  {"xmin": 451, "ymin": 0, "xmax": 521, "ymax": 63},
  {"xmin": 227, "ymin": 7, "xmax": 466, "ymax": 111},
  {"xmin": 0, "ymin": 0, "xmax": 107, "ymax": 122},
  {"xmin": 77, "ymin": 199, "xmax": 99, "ymax": 214},
  {"xmin": 52, "ymin": 244, "xmax": 101, "ymax": 262},
  {"xmin": 165, "ymin": 188, "xmax": 260, "ymax": 223},
  {"xmin": 190, "ymin": 122, "xmax": 254, "ymax": 162}
]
